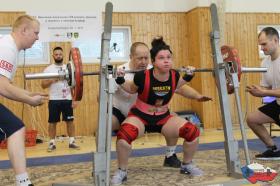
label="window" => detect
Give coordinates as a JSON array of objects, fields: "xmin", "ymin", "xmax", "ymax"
[
  {"xmin": 0, "ymin": 27, "xmax": 50, "ymax": 65},
  {"xmin": 257, "ymin": 25, "xmax": 280, "ymax": 59},
  {"xmin": 72, "ymin": 26, "xmax": 131, "ymax": 63},
  {"xmin": 19, "ymin": 42, "xmax": 50, "ymax": 65}
]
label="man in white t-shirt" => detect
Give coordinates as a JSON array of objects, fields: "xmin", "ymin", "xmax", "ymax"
[
  {"xmin": 247, "ymin": 27, "xmax": 280, "ymax": 160},
  {"xmin": 41, "ymin": 47, "xmax": 80, "ymax": 152},
  {"xmin": 112, "ymin": 42, "xmax": 212, "ymax": 168},
  {"xmin": 0, "ymin": 15, "xmax": 48, "ymax": 186}
]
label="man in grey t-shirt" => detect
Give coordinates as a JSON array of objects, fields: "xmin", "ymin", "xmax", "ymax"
[{"xmin": 247, "ymin": 27, "xmax": 280, "ymax": 160}]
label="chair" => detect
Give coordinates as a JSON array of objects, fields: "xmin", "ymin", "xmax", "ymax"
[{"xmin": 269, "ymin": 123, "xmax": 280, "ymax": 137}]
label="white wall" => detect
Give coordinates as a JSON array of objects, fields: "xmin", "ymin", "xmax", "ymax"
[
  {"xmin": 0, "ymin": 0, "xmax": 279, "ymax": 13},
  {"xmin": 225, "ymin": 0, "xmax": 280, "ymax": 13},
  {"xmin": 0, "ymin": 0, "xmax": 195, "ymax": 12},
  {"xmin": 196, "ymin": 0, "xmax": 280, "ymax": 13}
]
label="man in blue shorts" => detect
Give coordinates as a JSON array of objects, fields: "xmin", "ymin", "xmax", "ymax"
[
  {"xmin": 41, "ymin": 46, "xmax": 80, "ymax": 152},
  {"xmin": 0, "ymin": 15, "xmax": 48, "ymax": 186}
]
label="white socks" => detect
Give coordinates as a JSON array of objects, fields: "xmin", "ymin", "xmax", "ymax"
[
  {"xmin": 165, "ymin": 145, "xmax": 176, "ymax": 158},
  {"xmin": 49, "ymin": 139, "xmax": 55, "ymax": 145},
  {"xmin": 50, "ymin": 137, "xmax": 75, "ymax": 144},
  {"xmin": 16, "ymin": 172, "xmax": 32, "ymax": 186},
  {"xmin": 69, "ymin": 137, "xmax": 75, "ymax": 144}
]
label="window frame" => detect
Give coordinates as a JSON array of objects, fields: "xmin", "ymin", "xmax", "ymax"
[{"xmin": 72, "ymin": 26, "xmax": 132, "ymax": 64}]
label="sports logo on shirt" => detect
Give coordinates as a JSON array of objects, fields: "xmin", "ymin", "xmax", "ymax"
[
  {"xmin": 0, "ymin": 59, "xmax": 13, "ymax": 72},
  {"xmin": 152, "ymin": 86, "xmax": 171, "ymax": 96}
]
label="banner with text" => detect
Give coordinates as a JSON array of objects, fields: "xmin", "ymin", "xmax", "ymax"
[{"xmin": 28, "ymin": 12, "xmax": 102, "ymax": 42}]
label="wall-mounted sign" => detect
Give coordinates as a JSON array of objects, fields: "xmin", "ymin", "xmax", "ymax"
[{"xmin": 28, "ymin": 12, "xmax": 102, "ymax": 42}]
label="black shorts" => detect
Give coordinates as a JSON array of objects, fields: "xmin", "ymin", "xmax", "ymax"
[
  {"xmin": 113, "ymin": 107, "xmax": 126, "ymax": 124},
  {"xmin": 259, "ymin": 100, "xmax": 280, "ymax": 125},
  {"xmin": 129, "ymin": 108, "xmax": 172, "ymax": 133},
  {"xmin": 0, "ymin": 104, "xmax": 24, "ymax": 141},
  {"xmin": 48, "ymin": 100, "xmax": 74, "ymax": 123}
]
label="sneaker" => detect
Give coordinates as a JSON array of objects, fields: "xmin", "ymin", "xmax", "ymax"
[
  {"xmin": 255, "ymin": 149, "xmax": 280, "ymax": 160},
  {"xmin": 111, "ymin": 169, "xmax": 127, "ymax": 186},
  {"xmin": 16, "ymin": 183, "xmax": 34, "ymax": 186},
  {"xmin": 163, "ymin": 154, "xmax": 181, "ymax": 168},
  {"xmin": 47, "ymin": 143, "xmax": 56, "ymax": 152},
  {"xmin": 69, "ymin": 142, "xmax": 80, "ymax": 150},
  {"xmin": 180, "ymin": 162, "xmax": 203, "ymax": 176}
]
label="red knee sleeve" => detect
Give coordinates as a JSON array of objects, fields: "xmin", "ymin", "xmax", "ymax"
[
  {"xmin": 117, "ymin": 123, "xmax": 138, "ymax": 145},
  {"xmin": 179, "ymin": 122, "xmax": 200, "ymax": 142}
]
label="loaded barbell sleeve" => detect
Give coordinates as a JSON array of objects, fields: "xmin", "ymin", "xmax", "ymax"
[
  {"xmin": 25, "ymin": 72, "xmax": 65, "ymax": 80},
  {"xmin": 240, "ymin": 67, "xmax": 267, "ymax": 73}
]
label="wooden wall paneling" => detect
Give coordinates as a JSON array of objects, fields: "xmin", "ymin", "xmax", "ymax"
[
  {"xmin": 238, "ymin": 14, "xmax": 252, "ymax": 126},
  {"xmin": 167, "ymin": 13, "xmax": 192, "ymax": 112},
  {"xmin": 0, "ymin": 12, "xmax": 25, "ymax": 26},
  {"xmin": 197, "ymin": 8, "xmax": 221, "ymax": 129},
  {"xmin": 170, "ymin": 13, "xmax": 192, "ymax": 114},
  {"xmin": 21, "ymin": 66, "xmax": 49, "ymax": 137},
  {"xmin": 228, "ymin": 13, "xmax": 243, "ymax": 126},
  {"xmin": 146, "ymin": 15, "xmax": 152, "ymax": 44},
  {"xmin": 198, "ymin": 8, "xmax": 222, "ymax": 129},
  {"xmin": 185, "ymin": 9, "xmax": 206, "ymax": 126}
]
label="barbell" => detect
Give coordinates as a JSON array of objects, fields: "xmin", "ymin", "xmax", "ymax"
[{"xmin": 25, "ymin": 46, "xmax": 267, "ymax": 101}]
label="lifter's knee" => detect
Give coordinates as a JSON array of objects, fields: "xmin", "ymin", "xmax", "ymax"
[
  {"xmin": 179, "ymin": 122, "xmax": 200, "ymax": 142},
  {"xmin": 117, "ymin": 123, "xmax": 138, "ymax": 145}
]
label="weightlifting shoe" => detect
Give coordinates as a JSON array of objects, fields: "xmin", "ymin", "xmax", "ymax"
[
  {"xmin": 47, "ymin": 142, "xmax": 56, "ymax": 152},
  {"xmin": 111, "ymin": 168, "xmax": 127, "ymax": 185},
  {"xmin": 180, "ymin": 161, "xmax": 203, "ymax": 176},
  {"xmin": 163, "ymin": 153, "xmax": 181, "ymax": 168},
  {"xmin": 69, "ymin": 142, "xmax": 80, "ymax": 150}
]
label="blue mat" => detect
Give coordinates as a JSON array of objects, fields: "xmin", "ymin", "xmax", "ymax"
[{"xmin": 0, "ymin": 137, "xmax": 279, "ymax": 169}]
